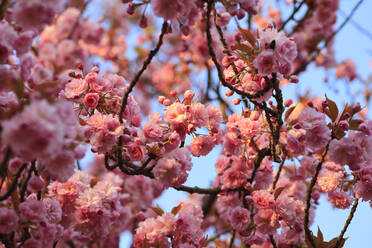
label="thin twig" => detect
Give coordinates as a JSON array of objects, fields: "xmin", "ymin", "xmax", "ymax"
[
  {"xmin": 273, "ymin": 156, "xmax": 286, "ymax": 190},
  {"xmin": 293, "ymin": 0, "xmax": 364, "ymax": 75},
  {"xmin": 304, "ymin": 140, "xmax": 332, "ymax": 248},
  {"xmin": 269, "ymin": 235, "xmax": 278, "ymax": 248},
  {"xmin": 333, "ymin": 198, "xmax": 359, "ymax": 248},
  {"xmin": 278, "ymin": 0, "xmax": 305, "ymax": 32},
  {"xmin": 0, "ymin": 163, "xmax": 27, "ymax": 201},
  {"xmin": 118, "ymin": 21, "xmax": 168, "ymax": 124}
]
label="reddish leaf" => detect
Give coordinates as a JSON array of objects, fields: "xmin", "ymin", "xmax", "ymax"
[
  {"xmin": 151, "ymin": 205, "xmax": 164, "ymax": 216},
  {"xmin": 349, "ymin": 119, "xmax": 361, "ymax": 130},
  {"xmin": 274, "ymin": 186, "xmax": 287, "ymax": 200},
  {"xmin": 285, "ymin": 106, "xmax": 296, "ymax": 121},
  {"xmin": 326, "ymin": 96, "xmax": 339, "ymax": 122},
  {"xmin": 238, "ymin": 27, "xmax": 256, "ymax": 47},
  {"xmin": 235, "ymin": 43, "xmax": 253, "ymax": 55},
  {"xmin": 171, "ymin": 203, "xmax": 183, "ymax": 215}
]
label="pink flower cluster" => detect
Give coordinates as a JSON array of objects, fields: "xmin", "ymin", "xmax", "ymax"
[
  {"xmin": 253, "ymin": 27, "xmax": 298, "ymax": 76},
  {"xmin": 1, "ymin": 100, "xmax": 84, "ymax": 181},
  {"xmin": 163, "ymin": 91, "xmax": 222, "ymax": 156},
  {"xmin": 336, "ymin": 59, "xmax": 357, "ymax": 82},
  {"xmin": 48, "ymin": 171, "xmax": 132, "ymax": 246},
  {"xmin": 133, "ymin": 201, "xmax": 204, "ymax": 247}
]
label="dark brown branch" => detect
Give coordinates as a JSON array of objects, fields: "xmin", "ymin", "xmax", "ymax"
[
  {"xmin": 205, "ymin": 0, "xmax": 274, "ymax": 104},
  {"xmin": 339, "ymin": 9, "xmax": 372, "ymax": 43},
  {"xmin": 0, "ymin": 0, "xmax": 9, "ymax": 20},
  {"xmin": 118, "ymin": 21, "xmax": 168, "ymax": 124},
  {"xmin": 333, "ymin": 198, "xmax": 359, "ymax": 248},
  {"xmin": 229, "ymin": 230, "xmax": 236, "ymax": 248},
  {"xmin": 272, "ymin": 156, "xmax": 286, "ymax": 190},
  {"xmin": 0, "ymin": 163, "xmax": 27, "ymax": 201},
  {"xmin": 278, "ymin": 0, "xmax": 306, "ymax": 32},
  {"xmin": 19, "ymin": 161, "xmax": 36, "ymax": 202},
  {"xmin": 269, "ymin": 235, "xmax": 278, "ymax": 248},
  {"xmin": 304, "ymin": 140, "xmax": 332, "ymax": 248},
  {"xmin": 175, "ymin": 185, "xmax": 222, "ymax": 195},
  {"xmin": 0, "ymin": 146, "xmax": 11, "ymax": 178},
  {"xmin": 249, "ymin": 147, "xmax": 271, "ymax": 184}
]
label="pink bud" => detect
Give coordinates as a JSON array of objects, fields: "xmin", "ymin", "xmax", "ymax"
[
  {"xmin": 225, "ymin": 90, "xmax": 234, "ymax": 97},
  {"xmin": 139, "ymin": 16, "xmax": 148, "ymax": 29},
  {"xmin": 184, "ymin": 90, "xmax": 195, "ymax": 100},
  {"xmin": 232, "ymin": 98, "xmax": 241, "ymax": 105},
  {"xmin": 163, "ymin": 99, "xmax": 171, "ymax": 106},
  {"xmin": 158, "ymin": 96, "xmax": 165, "ymax": 104},
  {"xmin": 181, "ymin": 25, "xmax": 190, "ymax": 36},
  {"xmin": 289, "ymin": 75, "xmax": 299, "ymax": 83},
  {"xmin": 237, "ymin": 9, "xmax": 245, "ymax": 20},
  {"xmin": 170, "ymin": 90, "xmax": 177, "ymax": 97},
  {"xmin": 284, "ymin": 98, "xmax": 293, "ymax": 107},
  {"xmin": 338, "ymin": 120, "xmax": 349, "ymax": 131}
]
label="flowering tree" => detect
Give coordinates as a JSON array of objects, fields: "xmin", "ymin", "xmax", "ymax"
[{"xmin": 0, "ymin": 0, "xmax": 371, "ymax": 247}]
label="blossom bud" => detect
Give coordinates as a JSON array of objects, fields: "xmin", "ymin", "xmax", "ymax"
[
  {"xmin": 158, "ymin": 96, "xmax": 165, "ymax": 104},
  {"xmin": 284, "ymin": 98, "xmax": 293, "ymax": 107},
  {"xmin": 353, "ymin": 102, "xmax": 361, "ymax": 113},
  {"xmin": 163, "ymin": 99, "xmax": 171, "ymax": 106},
  {"xmin": 289, "ymin": 75, "xmax": 299, "ymax": 83},
  {"xmin": 338, "ymin": 120, "xmax": 349, "ymax": 131},
  {"xmin": 184, "ymin": 90, "xmax": 195, "ymax": 101},
  {"xmin": 170, "ymin": 90, "xmax": 177, "ymax": 97},
  {"xmin": 225, "ymin": 90, "xmax": 234, "ymax": 97},
  {"xmin": 232, "ymin": 98, "xmax": 241, "ymax": 105},
  {"xmin": 139, "ymin": 16, "xmax": 148, "ymax": 29}
]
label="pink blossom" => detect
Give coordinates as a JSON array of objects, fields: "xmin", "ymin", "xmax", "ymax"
[
  {"xmin": 133, "ymin": 213, "xmax": 177, "ymax": 247},
  {"xmin": 151, "ymin": 0, "xmax": 183, "ymax": 20},
  {"xmin": 254, "ymin": 209, "xmax": 280, "ymax": 234},
  {"xmin": 127, "ymin": 143, "xmax": 144, "ymax": 161},
  {"xmin": 238, "ymin": 118, "xmax": 260, "ymax": 138},
  {"xmin": 83, "ymin": 93, "xmax": 100, "ymax": 108},
  {"xmin": 253, "ymin": 49, "xmax": 277, "ymax": 76},
  {"xmin": 143, "ymin": 122, "xmax": 163, "ymax": 141},
  {"xmin": 328, "ymin": 191, "xmax": 352, "ymax": 209},
  {"xmin": 336, "ymin": 59, "xmax": 357, "ymax": 81},
  {"xmin": 318, "ymin": 169, "xmax": 341, "ymax": 193},
  {"xmin": 19, "ymin": 199, "xmax": 47, "ymax": 223},
  {"xmin": 64, "ymin": 78, "xmax": 88, "ymax": 99},
  {"xmin": 252, "ymin": 190, "xmax": 275, "ymax": 209},
  {"xmin": 153, "ymin": 148, "xmax": 192, "ymax": 187},
  {"xmin": 14, "ymin": 31, "xmax": 34, "ymax": 55},
  {"xmin": 0, "ymin": 207, "xmax": 19, "ymax": 234},
  {"xmin": 230, "ymin": 207, "xmax": 250, "ymax": 231},
  {"xmin": 190, "ymin": 136, "xmax": 215, "ymax": 157},
  {"xmin": 223, "ymin": 132, "xmax": 243, "ymax": 155}
]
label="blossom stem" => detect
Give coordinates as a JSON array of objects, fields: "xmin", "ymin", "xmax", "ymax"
[
  {"xmin": 304, "ymin": 140, "xmax": 331, "ymax": 248},
  {"xmin": 118, "ymin": 21, "xmax": 168, "ymax": 124},
  {"xmin": 333, "ymin": 197, "xmax": 359, "ymax": 248}
]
